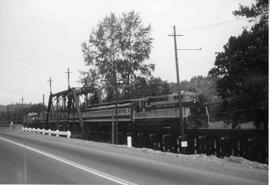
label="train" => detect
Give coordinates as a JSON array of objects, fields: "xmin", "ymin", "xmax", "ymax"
[{"xmin": 24, "ymin": 90, "xmax": 208, "ymax": 143}]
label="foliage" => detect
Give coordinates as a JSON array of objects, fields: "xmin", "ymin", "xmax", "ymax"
[
  {"xmin": 24, "ymin": 103, "xmax": 47, "ymax": 114},
  {"xmin": 209, "ymin": 0, "xmax": 268, "ymax": 127},
  {"xmin": 148, "ymin": 77, "xmax": 171, "ymax": 96},
  {"xmin": 81, "ymin": 11, "xmax": 154, "ymax": 101},
  {"xmin": 79, "ymin": 69, "xmax": 102, "ymax": 103},
  {"xmin": 169, "ymin": 76, "xmax": 220, "ymax": 104},
  {"xmin": 0, "ymin": 103, "xmax": 46, "ymax": 123},
  {"xmin": 128, "ymin": 77, "xmax": 171, "ymax": 99},
  {"xmin": 233, "ymin": 0, "xmax": 268, "ymax": 19}
]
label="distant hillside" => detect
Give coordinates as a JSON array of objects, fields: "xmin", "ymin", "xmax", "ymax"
[
  {"xmin": 0, "ymin": 105, "xmax": 7, "ymax": 112},
  {"xmin": 0, "ymin": 103, "xmax": 33, "ymax": 113}
]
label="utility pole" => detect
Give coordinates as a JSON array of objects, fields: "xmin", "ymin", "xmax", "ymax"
[
  {"xmin": 21, "ymin": 97, "xmax": 24, "ymax": 124},
  {"xmin": 47, "ymin": 77, "xmax": 53, "ymax": 94},
  {"xmin": 168, "ymin": 25, "xmax": 186, "ymax": 153},
  {"xmin": 168, "ymin": 25, "xmax": 201, "ymax": 153},
  {"xmin": 21, "ymin": 97, "xmax": 24, "ymax": 109},
  {"xmin": 112, "ymin": 61, "xmax": 119, "ymax": 144},
  {"xmin": 65, "ymin": 68, "xmax": 71, "ymax": 89},
  {"xmin": 43, "ymin": 94, "xmax": 45, "ymax": 106}
]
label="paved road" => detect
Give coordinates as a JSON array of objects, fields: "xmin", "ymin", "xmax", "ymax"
[
  {"xmin": 0, "ymin": 131, "xmax": 266, "ymax": 185},
  {"xmin": 0, "ymin": 136, "xmax": 115, "ymax": 184}
]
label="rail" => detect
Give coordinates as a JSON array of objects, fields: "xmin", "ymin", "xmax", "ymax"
[{"xmin": 22, "ymin": 127, "xmax": 71, "ymax": 138}]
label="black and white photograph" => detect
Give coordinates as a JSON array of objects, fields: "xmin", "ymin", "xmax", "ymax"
[{"xmin": 0, "ymin": 0, "xmax": 268, "ymax": 184}]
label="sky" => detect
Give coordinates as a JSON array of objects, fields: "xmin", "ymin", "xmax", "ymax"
[{"xmin": 0, "ymin": 0, "xmax": 254, "ymax": 105}]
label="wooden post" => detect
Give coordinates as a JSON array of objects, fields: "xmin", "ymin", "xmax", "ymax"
[
  {"xmin": 112, "ymin": 116, "xmax": 115, "ymax": 144},
  {"xmin": 169, "ymin": 26, "xmax": 186, "ymax": 153}
]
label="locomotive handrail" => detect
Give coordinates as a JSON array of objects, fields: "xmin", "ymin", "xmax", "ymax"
[
  {"xmin": 22, "ymin": 127, "xmax": 71, "ymax": 138},
  {"xmin": 83, "ymin": 107, "xmax": 131, "ymax": 118},
  {"xmin": 134, "ymin": 107, "xmax": 191, "ymax": 119}
]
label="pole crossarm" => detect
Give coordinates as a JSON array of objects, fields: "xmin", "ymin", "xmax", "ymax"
[
  {"xmin": 178, "ymin": 48, "xmax": 202, "ymax": 51},
  {"xmin": 168, "ymin": 34, "xmax": 183, "ymax": 37}
]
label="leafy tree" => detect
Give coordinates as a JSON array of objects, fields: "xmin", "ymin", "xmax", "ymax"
[
  {"xmin": 81, "ymin": 11, "xmax": 154, "ymax": 101},
  {"xmin": 79, "ymin": 69, "xmax": 102, "ymax": 104},
  {"xmin": 0, "ymin": 103, "xmax": 47, "ymax": 124},
  {"xmin": 209, "ymin": 0, "xmax": 268, "ymax": 127},
  {"xmin": 148, "ymin": 77, "xmax": 171, "ymax": 96},
  {"xmin": 128, "ymin": 77, "xmax": 150, "ymax": 98},
  {"xmin": 169, "ymin": 76, "xmax": 220, "ymax": 103},
  {"xmin": 118, "ymin": 12, "xmax": 154, "ymax": 98},
  {"xmin": 128, "ymin": 77, "xmax": 171, "ymax": 99},
  {"xmin": 25, "ymin": 103, "xmax": 46, "ymax": 114}
]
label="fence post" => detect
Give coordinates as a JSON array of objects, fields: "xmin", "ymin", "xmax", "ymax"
[
  {"xmin": 149, "ymin": 133, "xmax": 157, "ymax": 149},
  {"xmin": 137, "ymin": 132, "xmax": 144, "ymax": 147},
  {"xmin": 67, "ymin": 130, "xmax": 71, "ymax": 138},
  {"xmin": 220, "ymin": 136, "xmax": 229, "ymax": 158},
  {"xmin": 127, "ymin": 135, "xmax": 132, "ymax": 147}
]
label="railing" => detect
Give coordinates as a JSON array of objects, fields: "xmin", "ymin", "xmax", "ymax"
[
  {"xmin": 135, "ymin": 107, "xmax": 190, "ymax": 119},
  {"xmin": 83, "ymin": 107, "xmax": 131, "ymax": 118},
  {"xmin": 22, "ymin": 127, "xmax": 71, "ymax": 138}
]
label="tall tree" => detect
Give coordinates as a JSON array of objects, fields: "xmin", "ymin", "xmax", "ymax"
[
  {"xmin": 81, "ymin": 11, "xmax": 154, "ymax": 101},
  {"xmin": 119, "ymin": 11, "xmax": 154, "ymax": 98},
  {"xmin": 209, "ymin": 0, "xmax": 268, "ymax": 127}
]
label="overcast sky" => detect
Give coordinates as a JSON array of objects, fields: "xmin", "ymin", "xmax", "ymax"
[{"xmin": 0, "ymin": 0, "xmax": 253, "ymax": 105}]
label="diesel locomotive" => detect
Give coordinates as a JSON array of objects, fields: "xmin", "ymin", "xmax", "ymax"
[{"xmin": 25, "ymin": 89, "xmax": 208, "ymax": 143}]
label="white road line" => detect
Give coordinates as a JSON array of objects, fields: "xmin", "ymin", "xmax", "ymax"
[{"xmin": 0, "ymin": 136, "xmax": 137, "ymax": 185}]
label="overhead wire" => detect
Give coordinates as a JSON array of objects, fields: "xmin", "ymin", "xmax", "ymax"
[{"xmin": 179, "ymin": 17, "xmax": 253, "ymax": 33}]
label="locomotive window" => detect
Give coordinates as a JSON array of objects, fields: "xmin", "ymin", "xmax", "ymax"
[
  {"xmin": 173, "ymin": 95, "xmax": 184, "ymax": 100},
  {"xmin": 149, "ymin": 96, "xmax": 168, "ymax": 102}
]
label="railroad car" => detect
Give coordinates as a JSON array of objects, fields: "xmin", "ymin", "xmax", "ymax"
[{"xmin": 24, "ymin": 91, "xmax": 208, "ymax": 141}]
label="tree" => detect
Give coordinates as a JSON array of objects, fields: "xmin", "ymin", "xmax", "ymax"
[
  {"xmin": 118, "ymin": 12, "xmax": 154, "ymax": 98},
  {"xmin": 81, "ymin": 11, "xmax": 154, "ymax": 101},
  {"xmin": 148, "ymin": 77, "xmax": 171, "ymax": 96},
  {"xmin": 128, "ymin": 77, "xmax": 171, "ymax": 99},
  {"xmin": 209, "ymin": 0, "xmax": 268, "ymax": 127},
  {"xmin": 79, "ymin": 69, "xmax": 102, "ymax": 104},
  {"xmin": 128, "ymin": 77, "xmax": 150, "ymax": 98},
  {"xmin": 169, "ymin": 76, "xmax": 220, "ymax": 103}
]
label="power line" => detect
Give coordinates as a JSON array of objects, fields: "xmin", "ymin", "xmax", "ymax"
[{"xmin": 179, "ymin": 17, "xmax": 252, "ymax": 33}]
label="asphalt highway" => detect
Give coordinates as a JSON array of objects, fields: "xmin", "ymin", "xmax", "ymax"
[
  {"xmin": 0, "ymin": 131, "xmax": 267, "ymax": 185},
  {"xmin": 0, "ymin": 136, "xmax": 115, "ymax": 184}
]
